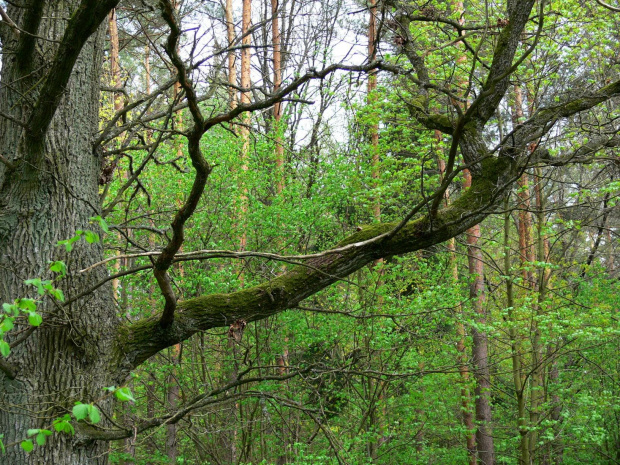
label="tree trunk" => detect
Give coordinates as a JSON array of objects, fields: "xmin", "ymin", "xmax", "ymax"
[
  {"xmin": 438, "ymin": 148, "xmax": 477, "ymax": 465},
  {"xmin": 238, "ymin": 0, "xmax": 252, "ymax": 254},
  {"xmin": 272, "ymin": 0, "xmax": 284, "ymax": 194},
  {"xmin": 226, "ymin": 0, "xmax": 238, "ymax": 110},
  {"xmin": 0, "ymin": 3, "xmax": 119, "ymax": 464},
  {"xmin": 464, "ymin": 170, "xmax": 495, "ymax": 465},
  {"xmin": 166, "ymin": 344, "xmax": 181, "ymax": 463}
]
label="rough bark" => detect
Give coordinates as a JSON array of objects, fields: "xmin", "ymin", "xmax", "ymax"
[
  {"xmin": 2, "ymin": 1, "xmax": 620, "ymax": 463},
  {"xmin": 0, "ymin": 2, "xmax": 119, "ymax": 464}
]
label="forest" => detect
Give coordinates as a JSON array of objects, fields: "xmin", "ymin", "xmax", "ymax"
[{"xmin": 1, "ymin": 0, "xmax": 620, "ymax": 464}]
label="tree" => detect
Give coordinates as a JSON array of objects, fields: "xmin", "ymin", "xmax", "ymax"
[{"xmin": 1, "ymin": 1, "xmax": 620, "ymax": 463}]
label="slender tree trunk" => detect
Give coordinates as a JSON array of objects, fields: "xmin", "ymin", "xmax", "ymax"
[
  {"xmin": 443, "ymin": 3, "xmax": 478, "ymax": 459},
  {"xmin": 534, "ymin": 169, "xmax": 559, "ymax": 465},
  {"xmin": 463, "ymin": 169, "xmax": 495, "ymax": 465},
  {"xmin": 504, "ymin": 196, "xmax": 529, "ymax": 465},
  {"xmin": 272, "ymin": 0, "xmax": 284, "ymax": 194},
  {"xmin": 366, "ymin": 3, "xmax": 386, "ymax": 458},
  {"xmin": 512, "ymin": 84, "xmax": 536, "ymax": 464},
  {"xmin": 238, "ymin": 0, "xmax": 252, "ymax": 255},
  {"xmin": 0, "ymin": 3, "xmax": 118, "ymax": 464},
  {"xmin": 514, "ymin": 83, "xmax": 546, "ymax": 463},
  {"xmin": 226, "ymin": 0, "xmax": 238, "ymax": 110},
  {"xmin": 166, "ymin": 344, "xmax": 181, "ymax": 463},
  {"xmin": 109, "ymin": 9, "xmax": 124, "ymax": 302},
  {"xmin": 438, "ymin": 149, "xmax": 477, "ymax": 465},
  {"xmin": 108, "ymin": 9, "xmax": 123, "ymax": 114},
  {"xmin": 367, "ymin": 0, "xmax": 380, "ymax": 222}
]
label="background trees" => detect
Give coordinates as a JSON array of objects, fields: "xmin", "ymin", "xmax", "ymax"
[{"xmin": 2, "ymin": 0, "xmax": 620, "ymax": 464}]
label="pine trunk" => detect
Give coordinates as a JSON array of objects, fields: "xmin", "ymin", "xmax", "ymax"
[{"xmin": 464, "ymin": 170, "xmax": 495, "ymax": 465}]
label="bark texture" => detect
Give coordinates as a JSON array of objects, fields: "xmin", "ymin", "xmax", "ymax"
[
  {"xmin": 0, "ymin": 2, "xmax": 119, "ymax": 464},
  {"xmin": 1, "ymin": 1, "xmax": 620, "ymax": 463}
]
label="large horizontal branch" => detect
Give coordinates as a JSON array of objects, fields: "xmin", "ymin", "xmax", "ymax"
[
  {"xmin": 499, "ymin": 79, "xmax": 620, "ymax": 157},
  {"xmin": 531, "ymin": 133, "xmax": 620, "ymax": 166},
  {"xmin": 115, "ymin": 156, "xmax": 513, "ymax": 373}
]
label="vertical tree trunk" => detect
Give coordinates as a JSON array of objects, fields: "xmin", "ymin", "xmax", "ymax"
[
  {"xmin": 238, "ymin": 0, "xmax": 252, "ymax": 255},
  {"xmin": 514, "ymin": 83, "xmax": 546, "ymax": 464},
  {"xmin": 504, "ymin": 196, "xmax": 529, "ymax": 465},
  {"xmin": 463, "ymin": 169, "xmax": 495, "ymax": 465},
  {"xmin": 438, "ymin": 152, "xmax": 477, "ymax": 465},
  {"xmin": 367, "ymin": 0, "xmax": 380, "ymax": 222},
  {"xmin": 438, "ymin": 133, "xmax": 476, "ymax": 463},
  {"xmin": 109, "ymin": 8, "xmax": 124, "ymax": 302},
  {"xmin": 226, "ymin": 0, "xmax": 238, "ymax": 109},
  {"xmin": 511, "ymin": 84, "xmax": 534, "ymax": 465},
  {"xmin": 0, "ymin": 3, "xmax": 118, "ymax": 464},
  {"xmin": 166, "ymin": 344, "xmax": 181, "ymax": 463},
  {"xmin": 272, "ymin": 0, "xmax": 284, "ymax": 195}
]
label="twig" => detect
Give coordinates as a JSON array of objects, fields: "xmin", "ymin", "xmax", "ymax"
[
  {"xmin": 596, "ymin": 0, "xmax": 620, "ymax": 12},
  {"xmin": 0, "ymin": 5, "xmax": 20, "ymax": 36},
  {"xmin": 0, "ymin": 153, "xmax": 16, "ymax": 171}
]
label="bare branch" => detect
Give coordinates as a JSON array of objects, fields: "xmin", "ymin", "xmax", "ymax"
[
  {"xmin": 595, "ymin": 0, "xmax": 620, "ymax": 12},
  {"xmin": 0, "ymin": 5, "xmax": 19, "ymax": 37}
]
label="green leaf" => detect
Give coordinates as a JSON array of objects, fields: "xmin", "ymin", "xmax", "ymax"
[
  {"xmin": 57, "ymin": 240, "xmax": 72, "ymax": 252},
  {"xmin": 49, "ymin": 261, "xmax": 67, "ymax": 276},
  {"xmin": 88, "ymin": 405, "xmax": 101, "ymax": 424},
  {"xmin": 62, "ymin": 423, "xmax": 75, "ymax": 435},
  {"xmin": 0, "ymin": 340, "xmax": 10, "ymax": 357},
  {"xmin": 83, "ymin": 230, "xmax": 100, "ymax": 244},
  {"xmin": 0, "ymin": 434, "xmax": 5, "ymax": 454},
  {"xmin": 35, "ymin": 431, "xmax": 51, "ymax": 446},
  {"xmin": 53, "ymin": 415, "xmax": 74, "ymax": 435},
  {"xmin": 1, "ymin": 318, "xmax": 14, "ymax": 332},
  {"xmin": 26, "ymin": 429, "xmax": 40, "ymax": 437},
  {"xmin": 72, "ymin": 403, "xmax": 89, "ymax": 421},
  {"xmin": 17, "ymin": 299, "xmax": 37, "ymax": 312},
  {"xmin": 46, "ymin": 287, "xmax": 65, "ymax": 302},
  {"xmin": 90, "ymin": 216, "xmax": 109, "ymax": 233},
  {"xmin": 114, "ymin": 387, "xmax": 136, "ymax": 403},
  {"xmin": 58, "ymin": 234, "xmax": 81, "ymax": 252},
  {"xmin": 28, "ymin": 312, "xmax": 42, "ymax": 327},
  {"xmin": 20, "ymin": 440, "xmax": 33, "ymax": 452},
  {"xmin": 24, "ymin": 279, "xmax": 44, "ymax": 296}
]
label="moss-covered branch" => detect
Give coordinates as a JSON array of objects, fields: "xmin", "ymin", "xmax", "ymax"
[{"xmin": 116, "ymin": 157, "xmax": 512, "ymax": 373}]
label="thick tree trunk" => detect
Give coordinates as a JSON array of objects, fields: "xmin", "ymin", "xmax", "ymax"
[{"xmin": 0, "ymin": 3, "xmax": 118, "ymax": 464}]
